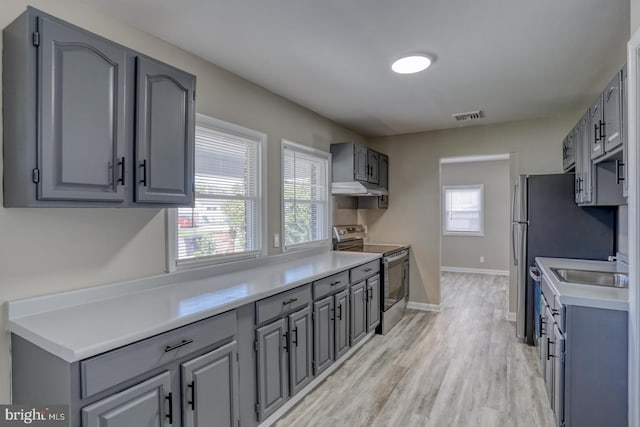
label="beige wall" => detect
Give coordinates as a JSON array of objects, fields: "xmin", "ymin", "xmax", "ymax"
[
  {"xmin": 0, "ymin": 0, "xmax": 364, "ymax": 402},
  {"xmin": 361, "ymin": 112, "xmax": 581, "ymax": 310},
  {"xmin": 440, "ymin": 160, "xmax": 510, "ymax": 272},
  {"xmin": 633, "ymin": 0, "xmax": 640, "ymax": 33}
]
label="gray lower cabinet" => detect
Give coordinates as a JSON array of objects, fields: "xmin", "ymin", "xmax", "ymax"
[
  {"xmin": 366, "ymin": 275, "xmax": 381, "ymax": 332},
  {"xmin": 255, "ymin": 318, "xmax": 288, "ymax": 421},
  {"xmin": 255, "ymin": 305, "xmax": 313, "ymax": 422},
  {"xmin": 135, "ymin": 56, "xmax": 195, "ymax": 204},
  {"xmin": 313, "ymin": 296, "xmax": 335, "ymax": 375},
  {"xmin": 3, "ymin": 7, "xmax": 195, "ymax": 207},
  {"xmin": 82, "ymin": 371, "xmax": 173, "ymax": 427},
  {"xmin": 334, "ymin": 288, "xmax": 350, "ymax": 359},
  {"xmin": 350, "ymin": 281, "xmax": 367, "ymax": 346},
  {"xmin": 181, "ymin": 341, "xmax": 239, "ymax": 427}
]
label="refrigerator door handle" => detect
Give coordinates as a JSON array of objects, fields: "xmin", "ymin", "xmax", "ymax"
[
  {"xmin": 511, "ymin": 183, "xmax": 518, "ymax": 222},
  {"xmin": 511, "ymin": 223, "xmax": 518, "ymax": 266},
  {"xmin": 529, "ymin": 266, "xmax": 541, "ymax": 282}
]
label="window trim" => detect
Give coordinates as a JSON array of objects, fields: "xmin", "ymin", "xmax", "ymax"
[
  {"xmin": 442, "ymin": 184, "xmax": 484, "ymax": 237},
  {"xmin": 281, "ymin": 139, "xmax": 332, "ymax": 252},
  {"xmin": 166, "ymin": 114, "xmax": 268, "ymax": 272}
]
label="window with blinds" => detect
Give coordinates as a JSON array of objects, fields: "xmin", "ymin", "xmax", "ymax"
[
  {"xmin": 442, "ymin": 184, "xmax": 484, "ymax": 236},
  {"xmin": 282, "ymin": 140, "xmax": 330, "ymax": 249},
  {"xmin": 176, "ymin": 117, "xmax": 263, "ymax": 264}
]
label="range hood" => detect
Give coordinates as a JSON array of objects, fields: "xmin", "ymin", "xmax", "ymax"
[{"xmin": 331, "ymin": 181, "xmax": 388, "ymax": 196}]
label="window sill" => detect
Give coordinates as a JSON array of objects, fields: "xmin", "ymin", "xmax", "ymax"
[{"xmin": 442, "ymin": 231, "xmax": 485, "ymax": 237}]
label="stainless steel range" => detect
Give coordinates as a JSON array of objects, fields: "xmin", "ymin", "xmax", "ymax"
[{"xmin": 333, "ymin": 225, "xmax": 410, "ymax": 334}]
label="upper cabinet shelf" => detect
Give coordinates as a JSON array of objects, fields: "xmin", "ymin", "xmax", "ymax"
[{"xmin": 2, "ymin": 7, "xmax": 195, "ymax": 207}]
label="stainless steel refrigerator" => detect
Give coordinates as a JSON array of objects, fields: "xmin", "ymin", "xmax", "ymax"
[{"xmin": 511, "ymin": 174, "xmax": 615, "ymax": 345}]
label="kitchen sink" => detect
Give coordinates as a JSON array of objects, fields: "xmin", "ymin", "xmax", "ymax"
[{"xmin": 551, "ymin": 268, "xmax": 628, "ymax": 288}]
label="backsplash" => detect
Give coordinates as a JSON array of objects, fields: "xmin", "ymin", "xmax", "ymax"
[{"xmin": 332, "ymin": 196, "xmax": 358, "ymax": 226}]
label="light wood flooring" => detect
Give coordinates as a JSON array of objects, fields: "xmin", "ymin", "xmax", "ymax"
[{"xmin": 274, "ymin": 272, "xmax": 555, "ymax": 427}]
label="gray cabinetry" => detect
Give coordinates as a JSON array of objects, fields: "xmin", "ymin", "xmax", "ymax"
[
  {"xmin": 2, "ymin": 7, "xmax": 195, "ymax": 207},
  {"xmin": 313, "ymin": 296, "xmax": 335, "ymax": 375},
  {"xmin": 367, "ymin": 150, "xmax": 379, "ymax": 184},
  {"xmin": 562, "ymin": 132, "xmax": 575, "ymax": 172},
  {"xmin": 350, "ymin": 281, "xmax": 367, "ymax": 346},
  {"xmin": 378, "ymin": 153, "xmax": 389, "ymax": 190},
  {"xmin": 255, "ymin": 318, "xmax": 288, "ymax": 421},
  {"xmin": 602, "ymin": 71, "xmax": 623, "ymax": 153},
  {"xmin": 82, "ymin": 371, "xmax": 173, "ymax": 427},
  {"xmin": 37, "ymin": 15, "xmax": 127, "ymax": 203},
  {"xmin": 354, "ymin": 143, "xmax": 369, "ymax": 181},
  {"xmin": 334, "ymin": 288, "xmax": 350, "ymax": 359},
  {"xmin": 181, "ymin": 341, "xmax": 239, "ymax": 427},
  {"xmin": 135, "ymin": 56, "xmax": 195, "ymax": 204},
  {"xmin": 288, "ymin": 307, "xmax": 313, "ymax": 396},
  {"xmin": 366, "ymin": 275, "xmax": 381, "ymax": 331},
  {"xmin": 536, "ymin": 265, "xmax": 627, "ymax": 427},
  {"xmin": 589, "ymin": 96, "xmax": 605, "ymax": 160},
  {"xmin": 330, "ymin": 142, "xmax": 384, "ymax": 185}
]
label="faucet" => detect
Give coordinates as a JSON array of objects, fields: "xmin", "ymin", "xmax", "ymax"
[{"xmin": 608, "ymin": 255, "xmax": 617, "ymax": 262}]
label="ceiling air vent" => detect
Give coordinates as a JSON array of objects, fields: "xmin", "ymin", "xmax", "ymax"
[{"xmin": 452, "ymin": 110, "xmax": 483, "ymax": 122}]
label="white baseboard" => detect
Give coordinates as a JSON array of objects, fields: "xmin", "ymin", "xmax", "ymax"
[
  {"xmin": 258, "ymin": 330, "xmax": 375, "ymax": 427},
  {"xmin": 440, "ymin": 266, "xmax": 509, "ymax": 276},
  {"xmin": 505, "ymin": 311, "xmax": 516, "ymax": 322},
  {"xmin": 406, "ymin": 301, "xmax": 442, "ymax": 312}
]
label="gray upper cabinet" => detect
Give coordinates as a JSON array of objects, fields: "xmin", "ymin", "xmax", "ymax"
[
  {"xmin": 589, "ymin": 96, "xmax": 605, "ymax": 160},
  {"xmin": 334, "ymin": 288, "xmax": 350, "ymax": 360},
  {"xmin": 288, "ymin": 307, "xmax": 313, "ymax": 396},
  {"xmin": 350, "ymin": 281, "xmax": 367, "ymax": 346},
  {"xmin": 602, "ymin": 71, "xmax": 623, "ymax": 154},
  {"xmin": 82, "ymin": 371, "xmax": 172, "ymax": 427},
  {"xmin": 135, "ymin": 56, "xmax": 195, "ymax": 204},
  {"xmin": 366, "ymin": 275, "xmax": 381, "ymax": 332},
  {"xmin": 367, "ymin": 150, "xmax": 379, "ymax": 184},
  {"xmin": 378, "ymin": 153, "xmax": 389, "ymax": 190},
  {"xmin": 354, "ymin": 143, "xmax": 369, "ymax": 181},
  {"xmin": 38, "ymin": 16, "xmax": 127, "ymax": 202},
  {"xmin": 562, "ymin": 132, "xmax": 575, "ymax": 172},
  {"xmin": 256, "ymin": 318, "xmax": 288, "ymax": 421},
  {"xmin": 181, "ymin": 341, "xmax": 239, "ymax": 427},
  {"xmin": 2, "ymin": 7, "xmax": 195, "ymax": 207},
  {"xmin": 623, "ymin": 65, "xmax": 628, "ymax": 198},
  {"xmin": 313, "ymin": 296, "xmax": 335, "ymax": 375}
]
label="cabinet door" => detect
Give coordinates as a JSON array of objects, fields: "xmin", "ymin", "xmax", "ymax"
[
  {"xmin": 135, "ymin": 56, "xmax": 195, "ymax": 204},
  {"xmin": 366, "ymin": 275, "xmax": 381, "ymax": 332},
  {"xmin": 589, "ymin": 96, "xmax": 605, "ymax": 160},
  {"xmin": 378, "ymin": 153, "xmax": 389, "ymax": 189},
  {"xmin": 553, "ymin": 324, "xmax": 565, "ymax": 427},
  {"xmin": 367, "ymin": 150, "xmax": 379, "ymax": 184},
  {"xmin": 350, "ymin": 282, "xmax": 367, "ymax": 346},
  {"xmin": 256, "ymin": 318, "xmax": 288, "ymax": 421},
  {"xmin": 603, "ymin": 71, "xmax": 623, "ymax": 153},
  {"xmin": 38, "ymin": 16, "xmax": 127, "ymax": 202},
  {"xmin": 82, "ymin": 371, "xmax": 172, "ymax": 427},
  {"xmin": 579, "ymin": 113, "xmax": 594, "ymax": 204},
  {"xmin": 289, "ymin": 307, "xmax": 313, "ymax": 396},
  {"xmin": 313, "ymin": 296, "xmax": 335, "ymax": 375},
  {"xmin": 623, "ymin": 65, "xmax": 629, "ymax": 198},
  {"xmin": 353, "ymin": 144, "xmax": 368, "ymax": 181},
  {"xmin": 181, "ymin": 341, "xmax": 239, "ymax": 427},
  {"xmin": 544, "ymin": 307, "xmax": 555, "ymax": 408},
  {"xmin": 334, "ymin": 289, "xmax": 350, "ymax": 360}
]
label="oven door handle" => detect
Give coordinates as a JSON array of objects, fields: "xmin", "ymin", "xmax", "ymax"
[{"xmin": 383, "ymin": 250, "xmax": 409, "ymax": 264}]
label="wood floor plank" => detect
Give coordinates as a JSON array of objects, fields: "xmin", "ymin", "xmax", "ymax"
[{"xmin": 274, "ymin": 272, "xmax": 555, "ymax": 427}]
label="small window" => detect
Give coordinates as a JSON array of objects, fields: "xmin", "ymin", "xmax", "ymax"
[
  {"xmin": 168, "ymin": 115, "xmax": 266, "ymax": 270},
  {"xmin": 442, "ymin": 185, "xmax": 484, "ymax": 236},
  {"xmin": 282, "ymin": 140, "xmax": 330, "ymax": 250}
]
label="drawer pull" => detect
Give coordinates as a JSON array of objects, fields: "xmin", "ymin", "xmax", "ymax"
[
  {"xmin": 363, "ymin": 268, "xmax": 372, "ymax": 272},
  {"xmin": 282, "ymin": 297, "xmax": 298, "ymax": 306},
  {"xmin": 331, "ymin": 280, "xmax": 342, "ymax": 286},
  {"xmin": 547, "ymin": 339, "xmax": 555, "ymax": 360},
  {"xmin": 164, "ymin": 339, "xmax": 194, "ymax": 353},
  {"xmin": 187, "ymin": 381, "xmax": 196, "ymax": 411}
]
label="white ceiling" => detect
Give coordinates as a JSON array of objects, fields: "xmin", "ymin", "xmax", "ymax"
[{"xmin": 81, "ymin": 0, "xmax": 629, "ymax": 137}]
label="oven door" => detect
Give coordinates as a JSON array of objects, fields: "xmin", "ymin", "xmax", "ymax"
[{"xmin": 383, "ymin": 250, "xmax": 409, "ymax": 311}]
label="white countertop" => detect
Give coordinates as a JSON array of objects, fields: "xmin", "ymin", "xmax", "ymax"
[
  {"xmin": 7, "ymin": 251, "xmax": 380, "ymax": 362},
  {"xmin": 535, "ymin": 257, "xmax": 628, "ymax": 311}
]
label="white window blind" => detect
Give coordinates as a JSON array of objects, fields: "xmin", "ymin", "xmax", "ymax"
[
  {"xmin": 176, "ymin": 120, "xmax": 262, "ymax": 263},
  {"xmin": 443, "ymin": 185, "xmax": 484, "ymax": 235},
  {"xmin": 282, "ymin": 141, "xmax": 329, "ymax": 248}
]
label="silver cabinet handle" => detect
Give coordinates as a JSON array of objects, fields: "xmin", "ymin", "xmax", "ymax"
[{"xmin": 529, "ymin": 266, "xmax": 541, "ymax": 282}]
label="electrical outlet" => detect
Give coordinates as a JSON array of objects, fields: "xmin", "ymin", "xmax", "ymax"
[
  {"xmin": 480, "ymin": 256, "xmax": 485, "ymax": 263},
  {"xmin": 274, "ymin": 234, "xmax": 280, "ymax": 248}
]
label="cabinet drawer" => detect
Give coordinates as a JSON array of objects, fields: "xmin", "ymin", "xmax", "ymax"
[
  {"xmin": 255, "ymin": 284, "xmax": 311, "ymax": 325},
  {"xmin": 350, "ymin": 260, "xmax": 380, "ymax": 284},
  {"xmin": 80, "ymin": 310, "xmax": 236, "ymax": 399},
  {"xmin": 313, "ymin": 271, "xmax": 349, "ymax": 299}
]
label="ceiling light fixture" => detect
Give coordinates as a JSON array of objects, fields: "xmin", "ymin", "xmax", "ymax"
[{"xmin": 391, "ymin": 55, "xmax": 432, "ymax": 74}]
